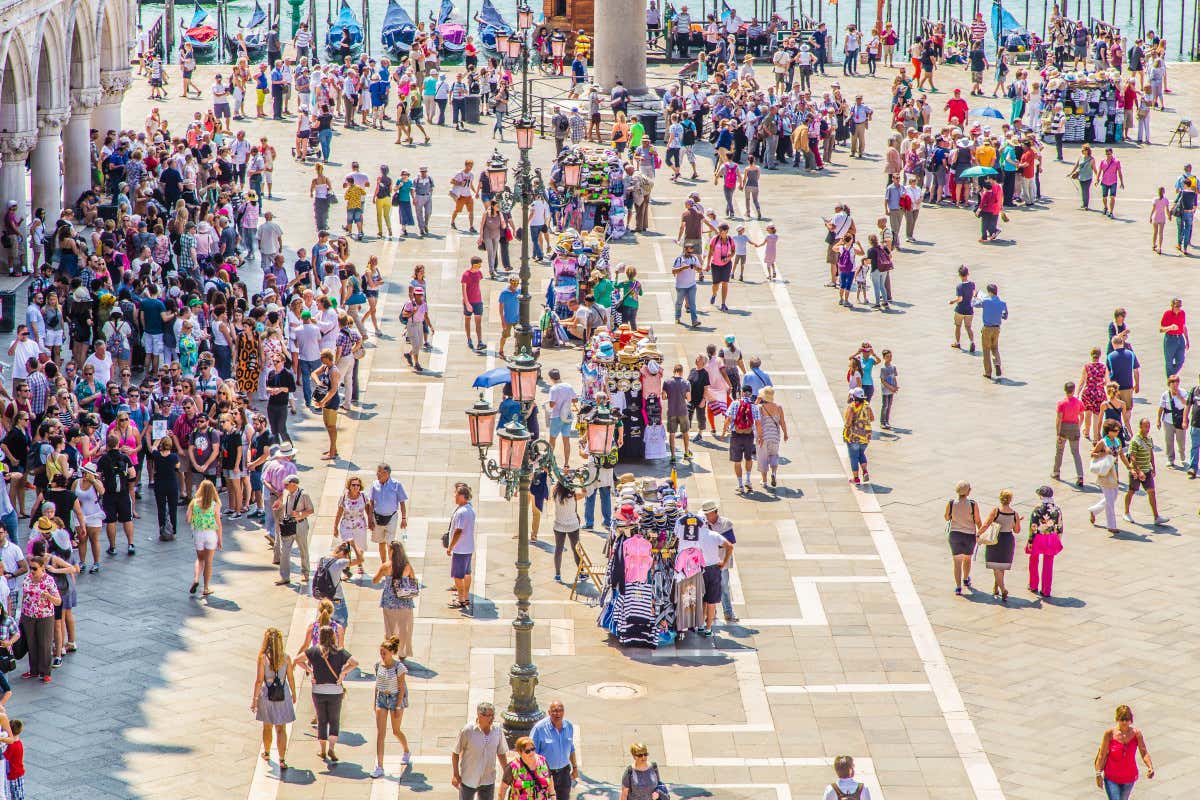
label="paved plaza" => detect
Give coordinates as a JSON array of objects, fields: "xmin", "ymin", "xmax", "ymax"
[{"xmin": 9, "ymin": 60, "xmax": 1200, "ymax": 800}]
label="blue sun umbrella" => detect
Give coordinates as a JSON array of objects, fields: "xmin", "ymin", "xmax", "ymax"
[
  {"xmin": 472, "ymin": 367, "xmax": 511, "ymax": 388},
  {"xmin": 959, "ymin": 165, "xmax": 999, "ymax": 179},
  {"xmin": 969, "ymin": 106, "xmax": 1006, "ymax": 119}
]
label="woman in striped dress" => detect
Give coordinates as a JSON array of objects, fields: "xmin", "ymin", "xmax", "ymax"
[{"xmin": 755, "ymin": 387, "xmax": 788, "ymax": 489}]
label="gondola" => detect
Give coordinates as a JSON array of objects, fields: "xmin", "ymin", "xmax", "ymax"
[
  {"xmin": 475, "ymin": 0, "xmax": 513, "ymax": 52},
  {"xmin": 325, "ymin": 0, "xmax": 364, "ymax": 60},
  {"xmin": 991, "ymin": 0, "xmax": 1033, "ymax": 51},
  {"xmin": 433, "ymin": 0, "xmax": 467, "ymax": 54},
  {"xmin": 381, "ymin": 0, "xmax": 417, "ymax": 56},
  {"xmin": 226, "ymin": 0, "xmax": 268, "ymax": 57},
  {"xmin": 180, "ymin": 1, "xmax": 219, "ymax": 55}
]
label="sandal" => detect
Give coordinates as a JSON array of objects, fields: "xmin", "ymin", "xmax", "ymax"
[
  {"xmin": 262, "ymin": 751, "xmax": 270, "ymax": 762},
  {"xmin": 279, "ymin": 761, "xmax": 289, "ymax": 771}
]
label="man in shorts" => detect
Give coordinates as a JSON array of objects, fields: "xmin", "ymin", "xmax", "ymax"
[
  {"xmin": 726, "ymin": 385, "xmax": 758, "ymax": 493},
  {"xmin": 461, "ymin": 256, "xmax": 485, "ymax": 352},
  {"xmin": 663, "ymin": 362, "xmax": 692, "ymax": 462},
  {"xmin": 449, "ymin": 160, "xmax": 478, "ymax": 232},
  {"xmin": 97, "ymin": 433, "xmax": 137, "ymax": 556},
  {"xmin": 140, "ymin": 284, "xmax": 169, "ymax": 375},
  {"xmin": 445, "ymin": 483, "xmax": 475, "ymax": 614},
  {"xmin": 368, "ymin": 463, "xmax": 408, "ymax": 561},
  {"xmin": 673, "ymin": 505, "xmax": 733, "ymax": 636},
  {"xmin": 1125, "ymin": 417, "xmax": 1168, "ymax": 525},
  {"xmin": 497, "ymin": 276, "xmax": 520, "ymax": 357},
  {"xmin": 546, "ymin": 369, "xmax": 577, "ymax": 467}
]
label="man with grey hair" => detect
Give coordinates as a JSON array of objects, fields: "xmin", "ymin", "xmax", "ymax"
[
  {"xmin": 369, "ymin": 463, "xmax": 409, "ymax": 561},
  {"xmin": 452, "ymin": 702, "xmax": 507, "ymax": 799},
  {"xmin": 742, "ymin": 356, "xmax": 773, "ymax": 399},
  {"xmin": 274, "ymin": 474, "xmax": 315, "ymax": 586},
  {"xmin": 531, "ymin": 699, "xmax": 578, "ymax": 799}
]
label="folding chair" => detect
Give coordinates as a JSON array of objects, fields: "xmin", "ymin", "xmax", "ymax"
[{"xmin": 569, "ymin": 540, "xmax": 606, "ymax": 604}]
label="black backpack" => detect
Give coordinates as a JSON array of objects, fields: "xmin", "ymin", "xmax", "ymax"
[
  {"xmin": 554, "ymin": 113, "xmax": 569, "ymax": 136},
  {"xmin": 311, "ymin": 557, "xmax": 338, "ymax": 600}
]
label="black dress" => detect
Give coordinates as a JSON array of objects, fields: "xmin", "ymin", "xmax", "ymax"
[{"xmin": 984, "ymin": 509, "xmax": 1016, "ymax": 570}]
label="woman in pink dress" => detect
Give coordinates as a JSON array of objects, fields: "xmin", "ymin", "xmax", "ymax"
[
  {"xmin": 1077, "ymin": 347, "xmax": 1109, "ymax": 441},
  {"xmin": 1149, "ymin": 186, "xmax": 1171, "ymax": 254}
]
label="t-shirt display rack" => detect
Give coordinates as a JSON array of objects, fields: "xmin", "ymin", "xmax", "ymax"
[
  {"xmin": 579, "ymin": 328, "xmax": 668, "ymax": 464},
  {"xmin": 1040, "ymin": 72, "xmax": 1121, "ymax": 144},
  {"xmin": 598, "ymin": 475, "xmax": 718, "ymax": 649}
]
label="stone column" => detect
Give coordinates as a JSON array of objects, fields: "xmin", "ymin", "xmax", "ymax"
[
  {"xmin": 93, "ymin": 68, "xmax": 133, "ymax": 134},
  {"xmin": 0, "ymin": 132, "xmax": 37, "ymax": 272},
  {"xmin": 594, "ymin": 0, "xmax": 649, "ymax": 97},
  {"xmin": 65, "ymin": 88, "xmax": 102, "ymax": 210},
  {"xmin": 31, "ymin": 110, "xmax": 70, "ymax": 225}
]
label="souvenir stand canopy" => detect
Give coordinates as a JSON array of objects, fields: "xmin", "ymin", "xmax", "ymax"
[
  {"xmin": 1040, "ymin": 69, "xmax": 1122, "ymax": 144},
  {"xmin": 578, "ymin": 329, "xmax": 668, "ymax": 465}
]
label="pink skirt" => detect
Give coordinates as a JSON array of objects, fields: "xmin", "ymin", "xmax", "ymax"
[{"xmin": 1030, "ymin": 533, "xmax": 1063, "ymax": 556}]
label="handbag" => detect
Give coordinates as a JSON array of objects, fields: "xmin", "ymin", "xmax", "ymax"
[
  {"xmin": 1088, "ymin": 453, "xmax": 1115, "ymax": 475},
  {"xmin": 441, "ymin": 513, "xmax": 454, "ymax": 550},
  {"xmin": 394, "ymin": 575, "xmax": 420, "ymax": 599},
  {"xmin": 976, "ymin": 521, "xmax": 1000, "ymax": 547},
  {"xmin": 0, "ymin": 648, "xmax": 15, "ymax": 673}
]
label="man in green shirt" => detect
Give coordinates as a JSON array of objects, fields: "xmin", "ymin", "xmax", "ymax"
[
  {"xmin": 629, "ymin": 119, "xmax": 645, "ymax": 150},
  {"xmin": 1125, "ymin": 417, "xmax": 1168, "ymax": 525}
]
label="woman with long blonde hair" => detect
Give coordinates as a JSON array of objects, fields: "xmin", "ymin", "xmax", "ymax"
[
  {"xmin": 187, "ymin": 479, "xmax": 222, "ymax": 596},
  {"xmin": 251, "ymin": 627, "xmax": 296, "ymax": 771}
]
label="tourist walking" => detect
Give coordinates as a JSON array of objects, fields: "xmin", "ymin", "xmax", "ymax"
[
  {"xmin": 975, "ymin": 283, "xmax": 1008, "ymax": 379},
  {"xmin": 1094, "ymin": 705, "xmax": 1155, "ymax": 799},
  {"xmin": 187, "ymin": 479, "xmax": 222, "ymax": 597},
  {"xmin": 1088, "ymin": 419, "xmax": 1126, "ymax": 534},
  {"xmin": 251, "ymin": 627, "xmax": 296, "ymax": 771},
  {"xmin": 1053, "ymin": 381, "xmax": 1086, "ymax": 486},
  {"xmin": 945, "ymin": 481, "xmax": 981, "ymax": 595},
  {"xmin": 446, "ymin": 483, "xmax": 476, "ymax": 614},
  {"xmin": 978, "ymin": 490, "xmax": 1019, "ymax": 603},
  {"xmin": 1157, "ymin": 375, "xmax": 1188, "ymax": 467},
  {"xmin": 531, "ymin": 700, "xmax": 578, "ymax": 800},
  {"xmin": 274, "ymin": 475, "xmax": 314, "ymax": 586},
  {"xmin": 949, "ymin": 266, "xmax": 977, "ymax": 352},
  {"xmin": 754, "ymin": 387, "xmax": 788, "ymax": 489},
  {"xmin": 500, "ymin": 736, "xmax": 555, "ymax": 799},
  {"xmin": 1124, "ymin": 418, "xmax": 1168, "ymax": 526},
  {"xmin": 452, "ymin": 702, "xmax": 507, "ymax": 798},
  {"xmin": 370, "ymin": 635, "xmax": 411, "ymax": 778},
  {"xmin": 1078, "ymin": 348, "xmax": 1109, "ymax": 441},
  {"xmin": 1026, "ymin": 485, "xmax": 1064, "ymax": 598},
  {"xmin": 1159, "ymin": 297, "xmax": 1188, "ymax": 378},
  {"xmin": 843, "ymin": 388, "xmax": 873, "ymax": 485},
  {"xmin": 334, "ymin": 476, "xmax": 372, "ymax": 577},
  {"xmin": 621, "ymin": 743, "xmax": 670, "ymax": 800},
  {"xmin": 372, "ymin": 542, "xmax": 417, "ymax": 657},
  {"xmin": 294, "ymin": 625, "xmax": 357, "ymax": 764},
  {"xmin": 18, "ymin": 556, "xmax": 59, "ymax": 682}
]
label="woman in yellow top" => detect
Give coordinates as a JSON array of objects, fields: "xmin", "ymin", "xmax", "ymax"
[
  {"xmin": 187, "ymin": 479, "xmax": 223, "ymax": 597},
  {"xmin": 611, "ymin": 111, "xmax": 631, "ymax": 156}
]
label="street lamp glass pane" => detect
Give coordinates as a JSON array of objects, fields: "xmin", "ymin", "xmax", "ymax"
[
  {"xmin": 562, "ymin": 162, "xmax": 582, "ymax": 188},
  {"xmin": 551, "ymin": 38, "xmax": 565, "ymax": 57},
  {"xmin": 516, "ymin": 123, "xmax": 535, "ymax": 150},
  {"xmin": 487, "ymin": 165, "xmax": 508, "ymax": 191},
  {"xmin": 505, "ymin": 35, "xmax": 524, "ymax": 58},
  {"xmin": 498, "ymin": 434, "xmax": 528, "ymax": 470},
  {"xmin": 510, "ymin": 365, "xmax": 539, "ymax": 402},
  {"xmin": 517, "ymin": 7, "xmax": 534, "ymax": 29},
  {"xmin": 496, "ymin": 33, "xmax": 511, "ymax": 52},
  {"xmin": 466, "ymin": 404, "xmax": 499, "ymax": 447},
  {"xmin": 586, "ymin": 418, "xmax": 615, "ymax": 456}
]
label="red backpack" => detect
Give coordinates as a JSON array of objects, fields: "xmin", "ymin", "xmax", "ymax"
[{"xmin": 732, "ymin": 399, "xmax": 755, "ymax": 432}]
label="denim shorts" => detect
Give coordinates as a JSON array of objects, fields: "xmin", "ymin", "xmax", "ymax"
[
  {"xmin": 549, "ymin": 416, "xmax": 573, "ymax": 438},
  {"xmin": 838, "ymin": 270, "xmax": 854, "ymax": 290},
  {"xmin": 376, "ymin": 691, "xmax": 400, "ymax": 710},
  {"xmin": 347, "ymin": 207, "xmax": 364, "ymax": 223},
  {"xmin": 451, "ymin": 552, "xmax": 473, "ymax": 578},
  {"xmin": 1101, "ymin": 183, "xmax": 1117, "ymax": 197}
]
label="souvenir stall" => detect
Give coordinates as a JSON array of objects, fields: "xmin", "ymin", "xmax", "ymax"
[
  {"xmin": 579, "ymin": 329, "xmax": 668, "ymax": 464},
  {"xmin": 598, "ymin": 475, "xmax": 716, "ymax": 649},
  {"xmin": 543, "ymin": 227, "xmax": 610, "ymax": 324},
  {"xmin": 1039, "ymin": 70, "xmax": 1122, "ymax": 144}
]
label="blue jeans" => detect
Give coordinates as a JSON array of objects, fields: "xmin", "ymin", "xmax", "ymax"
[
  {"xmin": 870, "ymin": 270, "xmax": 888, "ymax": 305},
  {"xmin": 1163, "ymin": 334, "xmax": 1186, "ymax": 378},
  {"xmin": 674, "ymin": 285, "xmax": 698, "ymax": 325},
  {"xmin": 720, "ymin": 566, "xmax": 735, "ymax": 619},
  {"xmin": 298, "ymin": 358, "xmax": 321, "ymax": 404},
  {"xmin": 847, "ymin": 441, "xmax": 868, "ymax": 473},
  {"xmin": 214, "ymin": 343, "xmax": 233, "ymax": 379},
  {"xmin": 317, "ymin": 128, "xmax": 333, "ymax": 160},
  {"xmin": 583, "ymin": 485, "xmax": 611, "ymax": 529},
  {"xmin": 530, "ymin": 224, "xmax": 545, "ymax": 260},
  {"xmin": 332, "ymin": 598, "xmax": 349, "ymax": 629},
  {"xmin": 1189, "ymin": 426, "xmax": 1200, "ymax": 472},
  {"xmin": 1103, "ymin": 779, "xmax": 1134, "ymax": 800},
  {"xmin": 1178, "ymin": 211, "xmax": 1194, "ymax": 248}
]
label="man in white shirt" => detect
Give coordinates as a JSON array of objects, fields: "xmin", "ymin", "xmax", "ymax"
[
  {"xmin": 546, "ymin": 369, "xmax": 577, "ymax": 467},
  {"xmin": 445, "ymin": 483, "xmax": 476, "ymax": 613},
  {"xmin": 672, "ymin": 244, "xmax": 702, "ymax": 327},
  {"xmin": 0, "ymin": 526, "xmax": 27, "ymax": 612},
  {"xmin": 452, "ymin": 702, "xmax": 507, "ymax": 795},
  {"xmin": 345, "ymin": 161, "xmax": 369, "ymax": 188},
  {"xmin": 849, "ymin": 94, "xmax": 873, "ymax": 157},
  {"xmin": 230, "ymin": 131, "xmax": 252, "ymax": 187},
  {"xmin": 528, "ymin": 196, "xmax": 551, "ymax": 260},
  {"xmin": 292, "ymin": 311, "xmax": 323, "ymax": 406},
  {"xmin": 7, "ymin": 325, "xmax": 40, "ymax": 383},
  {"xmin": 822, "ymin": 755, "xmax": 872, "ymax": 800}
]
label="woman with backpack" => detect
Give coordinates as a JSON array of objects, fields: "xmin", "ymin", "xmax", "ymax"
[
  {"xmin": 251, "ymin": 627, "xmax": 296, "ymax": 771},
  {"xmin": 944, "ymin": 480, "xmax": 982, "ymax": 596},
  {"xmin": 186, "ymin": 478, "xmax": 222, "ymax": 597}
]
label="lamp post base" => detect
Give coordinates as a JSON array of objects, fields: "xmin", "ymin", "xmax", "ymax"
[{"xmin": 501, "ymin": 661, "xmax": 544, "ymax": 747}]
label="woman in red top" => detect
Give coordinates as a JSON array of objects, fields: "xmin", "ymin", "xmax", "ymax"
[{"xmin": 1094, "ymin": 704, "xmax": 1154, "ymax": 799}]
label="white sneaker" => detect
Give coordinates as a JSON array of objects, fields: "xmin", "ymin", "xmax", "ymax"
[
  {"xmin": 246, "ymin": 503, "xmax": 259, "ymax": 515},
  {"xmin": 371, "ymin": 765, "xmax": 385, "ymax": 778},
  {"xmin": 1122, "ymin": 512, "xmax": 1135, "ymax": 523},
  {"xmin": 401, "ymin": 752, "xmax": 411, "ymax": 765},
  {"xmin": 1154, "ymin": 516, "xmax": 1169, "ymax": 525}
]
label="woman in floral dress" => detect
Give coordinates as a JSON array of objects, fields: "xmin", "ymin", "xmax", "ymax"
[
  {"xmin": 1077, "ymin": 346, "xmax": 1109, "ymax": 441},
  {"xmin": 333, "ymin": 476, "xmax": 373, "ymax": 577},
  {"xmin": 500, "ymin": 736, "xmax": 555, "ymax": 800}
]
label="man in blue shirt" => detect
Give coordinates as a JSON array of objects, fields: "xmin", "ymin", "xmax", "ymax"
[
  {"xmin": 497, "ymin": 276, "xmax": 521, "ymax": 357},
  {"xmin": 530, "ymin": 700, "xmax": 577, "ymax": 800},
  {"xmin": 1107, "ymin": 334, "xmax": 1140, "ymax": 426},
  {"xmin": 742, "ymin": 356, "xmax": 773, "ymax": 399},
  {"xmin": 368, "ymin": 463, "xmax": 408, "ymax": 561},
  {"xmin": 270, "ymin": 61, "xmax": 285, "ymax": 119},
  {"xmin": 973, "ymin": 283, "xmax": 1009, "ymax": 380},
  {"xmin": 139, "ymin": 284, "xmax": 169, "ymax": 375}
]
